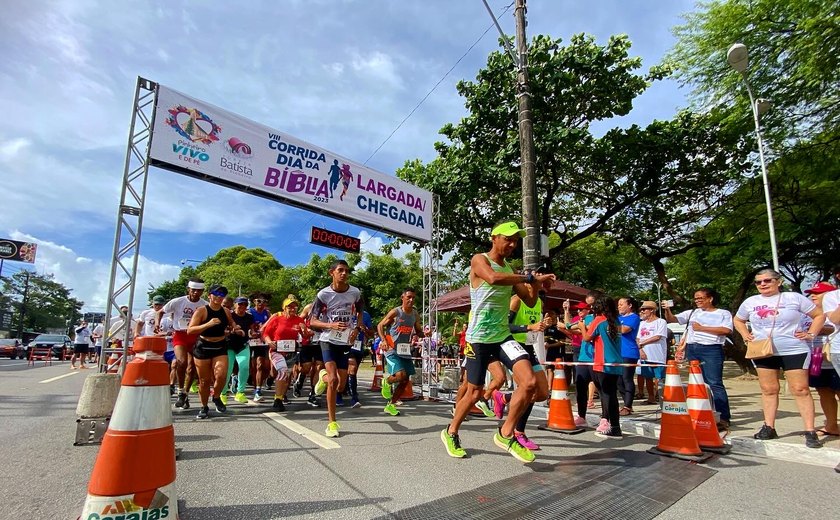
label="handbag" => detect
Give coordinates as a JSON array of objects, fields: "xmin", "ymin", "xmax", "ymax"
[
  {"xmin": 745, "ymin": 293, "xmax": 782, "ymax": 360},
  {"xmin": 809, "ymin": 344, "xmax": 823, "ymax": 376}
]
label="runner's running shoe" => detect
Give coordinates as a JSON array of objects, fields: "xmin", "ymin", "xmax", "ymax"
[
  {"xmin": 196, "ymin": 406, "xmax": 209, "ymax": 419},
  {"xmin": 234, "ymin": 392, "xmax": 248, "ymax": 404},
  {"xmin": 494, "ymin": 429, "xmax": 535, "ymax": 463},
  {"xmin": 351, "ymin": 397, "xmax": 361, "ymax": 409},
  {"xmin": 292, "ymin": 381, "xmax": 302, "ymax": 398},
  {"xmin": 325, "ymin": 421, "xmax": 340, "ymax": 438},
  {"xmin": 307, "ymin": 394, "xmax": 320, "ymax": 407},
  {"xmin": 440, "ymin": 429, "xmax": 466, "ymax": 458},
  {"xmin": 253, "ymin": 389, "xmax": 264, "ymax": 403},
  {"xmin": 492, "ymin": 390, "xmax": 506, "ymax": 419},
  {"xmin": 384, "ymin": 403, "xmax": 401, "ymax": 416},
  {"xmin": 175, "ymin": 393, "xmax": 188, "ymax": 409},
  {"xmin": 515, "ymin": 432, "xmax": 540, "ymax": 450},
  {"xmin": 336, "ymin": 395, "xmax": 345, "ymax": 407},
  {"xmin": 475, "ymin": 399, "xmax": 495, "ymax": 418},
  {"xmin": 212, "ymin": 397, "xmax": 227, "ymax": 413},
  {"xmin": 381, "ymin": 379, "xmax": 392, "ymax": 400},
  {"xmin": 272, "ymin": 399, "xmax": 285, "ymax": 412},
  {"xmin": 190, "ymin": 382, "xmax": 199, "ymax": 394},
  {"xmin": 314, "ymin": 369, "xmax": 328, "ymax": 396},
  {"xmin": 219, "ymin": 394, "xmax": 228, "ymax": 406}
]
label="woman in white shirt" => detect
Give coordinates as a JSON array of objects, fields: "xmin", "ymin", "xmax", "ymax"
[
  {"xmin": 733, "ymin": 269, "xmax": 826, "ymax": 448},
  {"xmin": 636, "ymin": 301, "xmax": 667, "ymax": 403},
  {"xmin": 663, "ymin": 287, "xmax": 733, "ymax": 430}
]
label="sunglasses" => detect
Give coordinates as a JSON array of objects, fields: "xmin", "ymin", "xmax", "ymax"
[{"xmin": 754, "ymin": 278, "xmax": 778, "ymax": 285}]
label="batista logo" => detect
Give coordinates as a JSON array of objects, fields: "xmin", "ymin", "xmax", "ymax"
[
  {"xmin": 224, "ymin": 137, "xmax": 252, "ymax": 159},
  {"xmin": 165, "ymin": 105, "xmax": 221, "ymax": 145}
]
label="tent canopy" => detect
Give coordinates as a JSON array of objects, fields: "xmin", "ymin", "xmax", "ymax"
[{"xmin": 433, "ymin": 280, "xmax": 589, "ymax": 313}]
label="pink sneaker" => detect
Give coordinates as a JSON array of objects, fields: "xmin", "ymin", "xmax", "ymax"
[
  {"xmin": 596, "ymin": 418, "xmax": 610, "ymax": 434},
  {"xmin": 574, "ymin": 415, "xmax": 587, "ymax": 428},
  {"xmin": 492, "ymin": 390, "xmax": 506, "ymax": 419},
  {"xmin": 515, "ymin": 432, "xmax": 540, "ymax": 450}
]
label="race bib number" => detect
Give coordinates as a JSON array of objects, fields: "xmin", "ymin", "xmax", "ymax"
[
  {"xmin": 248, "ymin": 339, "xmax": 265, "ymax": 347},
  {"xmin": 178, "ymin": 317, "xmax": 190, "ymax": 329},
  {"xmin": 351, "ymin": 340, "xmax": 362, "ymax": 352},
  {"xmin": 276, "ymin": 339, "xmax": 296, "ymax": 352},
  {"xmin": 396, "ymin": 343, "xmax": 411, "ymax": 356},
  {"xmin": 329, "ymin": 328, "xmax": 351, "ymax": 344},
  {"xmin": 525, "ymin": 331, "xmax": 541, "ymax": 345},
  {"xmin": 501, "ymin": 339, "xmax": 527, "ymax": 360}
]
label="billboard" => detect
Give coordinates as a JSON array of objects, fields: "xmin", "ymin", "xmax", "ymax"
[
  {"xmin": 0, "ymin": 238, "xmax": 37, "ymax": 263},
  {"xmin": 148, "ymin": 85, "xmax": 433, "ymax": 243}
]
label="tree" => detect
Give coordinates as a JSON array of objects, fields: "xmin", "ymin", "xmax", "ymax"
[
  {"xmin": 397, "ymin": 33, "xmax": 743, "ymax": 270},
  {"xmin": 346, "ymin": 251, "xmax": 423, "ymax": 321},
  {"xmin": 669, "ymin": 0, "xmax": 840, "ymax": 145},
  {"xmin": 1, "ymin": 271, "xmax": 83, "ymax": 335}
]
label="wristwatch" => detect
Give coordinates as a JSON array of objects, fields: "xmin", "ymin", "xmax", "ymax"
[{"xmin": 525, "ymin": 272, "xmax": 535, "ymax": 283}]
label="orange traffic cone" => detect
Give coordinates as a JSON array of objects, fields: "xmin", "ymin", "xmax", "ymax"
[
  {"xmin": 370, "ymin": 356, "xmax": 384, "ymax": 391},
  {"xmin": 538, "ymin": 362, "xmax": 585, "ymax": 434},
  {"xmin": 79, "ymin": 336, "xmax": 178, "ymax": 519},
  {"xmin": 398, "ymin": 376, "xmax": 419, "ymax": 401},
  {"xmin": 687, "ymin": 360, "xmax": 731, "ymax": 454},
  {"xmin": 647, "ymin": 360, "xmax": 713, "ymax": 462},
  {"xmin": 105, "ymin": 352, "xmax": 120, "ymax": 374}
]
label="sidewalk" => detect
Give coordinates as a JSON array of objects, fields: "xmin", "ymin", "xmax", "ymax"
[{"xmin": 569, "ymin": 361, "xmax": 840, "ymax": 468}]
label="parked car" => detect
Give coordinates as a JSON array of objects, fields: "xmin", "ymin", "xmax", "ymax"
[
  {"xmin": 0, "ymin": 339, "xmax": 25, "ymax": 359},
  {"xmin": 26, "ymin": 334, "xmax": 73, "ymax": 359}
]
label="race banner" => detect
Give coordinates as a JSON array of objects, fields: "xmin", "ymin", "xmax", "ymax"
[
  {"xmin": 0, "ymin": 238, "xmax": 37, "ymax": 263},
  {"xmin": 148, "ymin": 85, "xmax": 433, "ymax": 243}
]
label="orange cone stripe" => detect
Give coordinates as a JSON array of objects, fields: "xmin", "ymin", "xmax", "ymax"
[
  {"xmin": 688, "ymin": 373, "xmax": 704, "ymax": 385},
  {"xmin": 687, "ymin": 398, "xmax": 712, "ymax": 411},
  {"xmin": 87, "ymin": 426, "xmax": 176, "ymax": 496},
  {"xmin": 110, "ymin": 386, "xmax": 173, "ymax": 431},
  {"xmin": 121, "ymin": 360, "xmax": 170, "ymax": 387}
]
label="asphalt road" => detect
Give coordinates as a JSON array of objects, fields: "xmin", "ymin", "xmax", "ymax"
[{"xmin": 2, "ymin": 359, "xmax": 837, "ymax": 519}]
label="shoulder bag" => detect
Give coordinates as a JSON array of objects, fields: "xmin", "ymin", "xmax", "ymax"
[{"xmin": 745, "ymin": 293, "xmax": 782, "ymax": 360}]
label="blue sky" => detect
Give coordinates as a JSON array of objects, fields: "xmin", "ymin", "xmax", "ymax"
[{"xmin": 0, "ymin": 0, "xmax": 695, "ymax": 312}]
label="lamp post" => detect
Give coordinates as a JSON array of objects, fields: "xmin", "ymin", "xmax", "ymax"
[
  {"xmin": 727, "ymin": 43, "xmax": 779, "ymax": 272},
  {"xmin": 180, "ymin": 259, "xmax": 201, "ymax": 265},
  {"xmin": 653, "ymin": 277, "xmax": 677, "ymax": 318}
]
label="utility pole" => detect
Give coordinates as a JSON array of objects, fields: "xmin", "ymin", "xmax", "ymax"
[
  {"xmin": 514, "ymin": 0, "xmax": 540, "ymax": 270},
  {"xmin": 16, "ymin": 271, "xmax": 30, "ymax": 340}
]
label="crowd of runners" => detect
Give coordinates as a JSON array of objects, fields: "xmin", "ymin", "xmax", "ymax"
[{"xmin": 122, "ymin": 220, "xmax": 840, "ymax": 462}]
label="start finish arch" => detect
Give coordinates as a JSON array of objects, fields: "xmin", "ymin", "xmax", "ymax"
[{"xmin": 100, "ymin": 77, "xmax": 440, "ymax": 384}]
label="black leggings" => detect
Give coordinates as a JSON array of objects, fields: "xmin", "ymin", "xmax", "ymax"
[
  {"xmin": 593, "ymin": 371, "xmax": 620, "ymax": 431},
  {"xmin": 617, "ymin": 357, "xmax": 638, "ymax": 408},
  {"xmin": 575, "ymin": 365, "xmax": 594, "ymax": 418}
]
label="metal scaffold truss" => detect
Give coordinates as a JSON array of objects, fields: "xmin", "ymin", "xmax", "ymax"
[
  {"xmin": 98, "ymin": 77, "xmax": 158, "ymax": 374},
  {"xmin": 421, "ymin": 194, "xmax": 441, "ymax": 395}
]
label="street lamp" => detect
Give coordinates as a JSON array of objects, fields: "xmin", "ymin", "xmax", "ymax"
[
  {"xmin": 180, "ymin": 259, "xmax": 201, "ymax": 265},
  {"xmin": 726, "ymin": 43, "xmax": 780, "ymax": 272},
  {"xmin": 653, "ymin": 277, "xmax": 677, "ymax": 318}
]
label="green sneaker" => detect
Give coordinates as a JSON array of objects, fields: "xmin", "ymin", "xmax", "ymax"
[
  {"xmin": 440, "ymin": 429, "xmax": 466, "ymax": 458},
  {"xmin": 494, "ymin": 429, "xmax": 535, "ymax": 463},
  {"xmin": 189, "ymin": 382, "xmax": 199, "ymax": 394},
  {"xmin": 314, "ymin": 369, "xmax": 328, "ymax": 396},
  {"xmin": 381, "ymin": 377, "xmax": 392, "ymax": 400},
  {"xmin": 475, "ymin": 399, "xmax": 495, "ymax": 418},
  {"xmin": 325, "ymin": 421, "xmax": 340, "ymax": 438},
  {"xmin": 384, "ymin": 403, "xmax": 401, "ymax": 416},
  {"xmin": 219, "ymin": 394, "xmax": 228, "ymax": 406},
  {"xmin": 234, "ymin": 391, "xmax": 248, "ymax": 404}
]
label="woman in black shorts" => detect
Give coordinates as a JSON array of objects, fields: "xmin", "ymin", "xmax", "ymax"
[{"xmin": 187, "ymin": 285, "xmax": 240, "ymax": 419}]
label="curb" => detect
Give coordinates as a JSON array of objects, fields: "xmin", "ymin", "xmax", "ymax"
[{"xmin": 531, "ymin": 403, "xmax": 840, "ymax": 469}]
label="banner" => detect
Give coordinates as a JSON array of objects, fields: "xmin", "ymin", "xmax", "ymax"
[
  {"xmin": 148, "ymin": 85, "xmax": 433, "ymax": 242},
  {"xmin": 0, "ymin": 238, "xmax": 37, "ymax": 263}
]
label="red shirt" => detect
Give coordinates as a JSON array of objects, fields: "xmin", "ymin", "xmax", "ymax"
[{"xmin": 262, "ymin": 313, "xmax": 306, "ymax": 342}]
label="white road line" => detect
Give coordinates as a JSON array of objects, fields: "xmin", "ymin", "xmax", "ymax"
[
  {"xmin": 263, "ymin": 412, "xmax": 341, "ymax": 449},
  {"xmin": 39, "ymin": 372, "xmax": 80, "ymax": 384}
]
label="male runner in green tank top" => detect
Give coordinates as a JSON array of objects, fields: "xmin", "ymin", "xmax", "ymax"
[{"xmin": 441, "ymin": 221, "xmax": 555, "ymax": 462}]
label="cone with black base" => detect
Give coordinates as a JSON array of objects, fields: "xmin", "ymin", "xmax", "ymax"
[
  {"xmin": 538, "ymin": 362, "xmax": 585, "ymax": 434},
  {"xmin": 647, "ymin": 360, "xmax": 713, "ymax": 463}
]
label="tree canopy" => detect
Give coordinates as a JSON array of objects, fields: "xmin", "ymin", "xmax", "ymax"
[{"xmin": 1, "ymin": 271, "xmax": 83, "ymax": 335}]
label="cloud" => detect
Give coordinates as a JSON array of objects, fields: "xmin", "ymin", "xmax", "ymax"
[{"xmin": 9, "ymin": 231, "xmax": 181, "ymax": 313}]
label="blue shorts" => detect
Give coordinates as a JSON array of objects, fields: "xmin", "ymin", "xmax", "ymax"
[
  {"xmin": 164, "ymin": 351, "xmax": 176, "ymax": 363},
  {"xmin": 320, "ymin": 342, "xmax": 349, "ymax": 370},
  {"xmin": 639, "ymin": 363, "xmax": 665, "ymax": 380},
  {"xmin": 385, "ymin": 353, "xmax": 415, "ymax": 377}
]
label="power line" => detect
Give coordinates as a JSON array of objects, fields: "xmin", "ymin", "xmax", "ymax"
[{"xmin": 363, "ymin": 1, "xmax": 515, "ymax": 165}]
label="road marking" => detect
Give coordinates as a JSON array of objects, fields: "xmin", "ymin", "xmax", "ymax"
[
  {"xmin": 40, "ymin": 372, "xmax": 79, "ymax": 384},
  {"xmin": 263, "ymin": 412, "xmax": 341, "ymax": 449}
]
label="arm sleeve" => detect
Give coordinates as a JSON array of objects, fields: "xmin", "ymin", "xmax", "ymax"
[{"xmin": 508, "ymin": 310, "xmax": 528, "ymax": 333}]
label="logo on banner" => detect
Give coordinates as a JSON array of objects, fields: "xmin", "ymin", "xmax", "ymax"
[
  {"xmin": 220, "ymin": 137, "xmax": 253, "ymax": 177},
  {"xmin": 165, "ymin": 105, "xmax": 221, "ymax": 166}
]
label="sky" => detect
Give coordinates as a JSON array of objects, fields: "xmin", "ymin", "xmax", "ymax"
[{"xmin": 0, "ymin": 0, "xmax": 696, "ymax": 313}]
